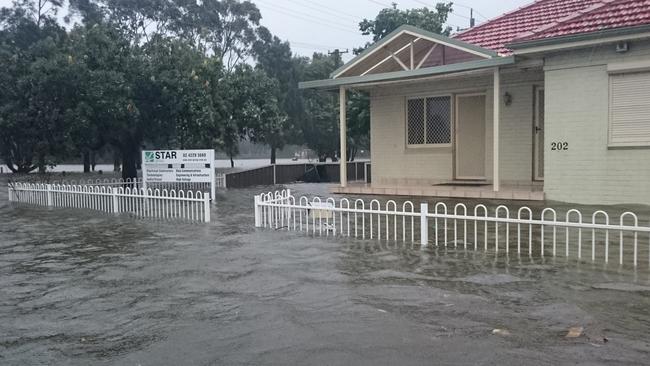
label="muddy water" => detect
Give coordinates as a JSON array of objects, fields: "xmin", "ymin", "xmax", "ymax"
[{"xmin": 2, "ymin": 183, "xmax": 650, "ymax": 365}]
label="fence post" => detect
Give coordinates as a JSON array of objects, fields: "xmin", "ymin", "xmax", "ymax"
[
  {"xmin": 112, "ymin": 188, "xmax": 119, "ymax": 214},
  {"xmin": 46, "ymin": 184, "xmax": 53, "ymax": 206},
  {"xmin": 420, "ymin": 202, "xmax": 429, "ymax": 246},
  {"xmin": 204, "ymin": 195, "xmax": 211, "ymax": 222},
  {"xmin": 254, "ymin": 195, "xmax": 261, "ymax": 227}
]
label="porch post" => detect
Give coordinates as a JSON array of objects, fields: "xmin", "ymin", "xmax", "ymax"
[
  {"xmin": 339, "ymin": 86, "xmax": 348, "ymax": 188},
  {"xmin": 493, "ymin": 67, "xmax": 500, "ymax": 192}
]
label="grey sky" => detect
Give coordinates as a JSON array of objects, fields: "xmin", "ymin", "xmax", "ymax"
[
  {"xmin": 0, "ymin": 0, "xmax": 533, "ymax": 60},
  {"xmin": 249, "ymin": 0, "xmax": 532, "ymax": 60}
]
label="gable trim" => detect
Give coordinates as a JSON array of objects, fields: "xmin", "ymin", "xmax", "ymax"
[{"xmin": 330, "ymin": 25, "xmax": 498, "ymax": 79}]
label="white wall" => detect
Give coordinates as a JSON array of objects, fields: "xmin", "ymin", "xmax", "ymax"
[
  {"xmin": 544, "ymin": 39, "xmax": 650, "ymax": 205},
  {"xmin": 367, "ymin": 69, "xmax": 543, "ymax": 187}
]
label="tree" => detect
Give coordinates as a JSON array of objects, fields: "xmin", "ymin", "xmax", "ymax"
[
  {"xmin": 224, "ymin": 65, "xmax": 287, "ymax": 165},
  {"xmin": 253, "ymin": 27, "xmax": 302, "ymax": 163},
  {"xmin": 346, "ymin": 91, "xmax": 370, "ymax": 161},
  {"xmin": 300, "ymin": 52, "xmax": 343, "ymax": 162},
  {"xmin": 358, "ymin": 4, "xmax": 453, "ymax": 42},
  {"xmin": 0, "ymin": 1, "xmax": 69, "ymax": 173}
]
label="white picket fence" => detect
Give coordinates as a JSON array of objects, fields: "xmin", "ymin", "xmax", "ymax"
[
  {"xmin": 8, "ymin": 183, "xmax": 210, "ymax": 223},
  {"xmin": 254, "ymin": 190, "xmax": 650, "ymax": 267}
]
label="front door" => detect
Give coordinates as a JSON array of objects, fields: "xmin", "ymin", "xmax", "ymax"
[
  {"xmin": 533, "ymin": 87, "xmax": 545, "ymax": 181},
  {"xmin": 455, "ymin": 94, "xmax": 486, "ymax": 180}
]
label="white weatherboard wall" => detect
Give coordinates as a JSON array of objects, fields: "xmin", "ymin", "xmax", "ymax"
[
  {"xmin": 544, "ymin": 39, "xmax": 650, "ymax": 205},
  {"xmin": 368, "ymin": 69, "xmax": 543, "ymax": 187}
]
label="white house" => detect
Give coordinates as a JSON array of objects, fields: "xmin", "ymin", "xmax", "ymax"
[{"xmin": 299, "ymin": 0, "xmax": 650, "ymax": 205}]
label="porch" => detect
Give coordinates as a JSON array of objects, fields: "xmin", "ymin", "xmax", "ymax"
[
  {"xmin": 331, "ymin": 181, "xmax": 544, "ymax": 201},
  {"xmin": 299, "ymin": 25, "xmax": 546, "ymax": 202}
]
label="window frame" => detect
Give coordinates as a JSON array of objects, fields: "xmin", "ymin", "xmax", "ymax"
[
  {"xmin": 608, "ymin": 69, "xmax": 650, "ymax": 148},
  {"xmin": 405, "ymin": 93, "xmax": 454, "ymax": 148}
]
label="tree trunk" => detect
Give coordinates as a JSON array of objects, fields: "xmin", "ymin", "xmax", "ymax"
[
  {"xmin": 91, "ymin": 151, "xmax": 97, "ymax": 171},
  {"xmin": 113, "ymin": 151, "xmax": 121, "ymax": 172},
  {"xmin": 120, "ymin": 142, "xmax": 139, "ymax": 181},
  {"xmin": 270, "ymin": 146, "xmax": 276, "ymax": 165},
  {"xmin": 83, "ymin": 151, "xmax": 91, "ymax": 173},
  {"xmin": 37, "ymin": 153, "xmax": 46, "ymax": 174},
  {"xmin": 347, "ymin": 146, "xmax": 357, "ymax": 162}
]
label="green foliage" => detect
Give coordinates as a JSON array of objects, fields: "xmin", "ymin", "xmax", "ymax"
[
  {"xmin": 224, "ymin": 65, "xmax": 288, "ymax": 160},
  {"xmin": 299, "ymin": 52, "xmax": 343, "ymax": 162},
  {"xmin": 359, "ymin": 4, "xmax": 454, "ymax": 42},
  {"xmin": 0, "ymin": 3, "xmax": 69, "ymax": 172}
]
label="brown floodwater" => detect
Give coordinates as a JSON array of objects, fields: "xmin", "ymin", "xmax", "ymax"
[{"xmin": 1, "ymin": 180, "xmax": 650, "ymax": 365}]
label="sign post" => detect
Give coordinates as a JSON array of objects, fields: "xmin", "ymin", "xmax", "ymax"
[{"xmin": 142, "ymin": 149, "xmax": 215, "ymax": 202}]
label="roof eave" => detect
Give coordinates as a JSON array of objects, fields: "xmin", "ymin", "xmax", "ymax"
[
  {"xmin": 300, "ymin": 56, "xmax": 515, "ymax": 90},
  {"xmin": 508, "ymin": 24, "xmax": 650, "ymax": 53}
]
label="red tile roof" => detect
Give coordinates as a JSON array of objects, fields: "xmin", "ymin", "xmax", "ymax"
[
  {"xmin": 454, "ymin": 0, "xmax": 650, "ymax": 55},
  {"xmin": 516, "ymin": 0, "xmax": 650, "ymax": 42}
]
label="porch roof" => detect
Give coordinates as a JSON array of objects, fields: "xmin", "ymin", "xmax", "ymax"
[{"xmin": 298, "ymin": 56, "xmax": 514, "ymax": 90}]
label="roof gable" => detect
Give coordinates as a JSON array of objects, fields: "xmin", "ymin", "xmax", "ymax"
[{"xmin": 330, "ymin": 25, "xmax": 497, "ymax": 79}]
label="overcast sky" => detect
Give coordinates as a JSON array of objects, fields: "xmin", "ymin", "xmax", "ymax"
[{"xmin": 0, "ymin": 0, "xmax": 533, "ymax": 60}]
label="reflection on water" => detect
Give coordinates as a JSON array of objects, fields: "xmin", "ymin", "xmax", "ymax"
[{"xmin": 1, "ymin": 182, "xmax": 650, "ymax": 365}]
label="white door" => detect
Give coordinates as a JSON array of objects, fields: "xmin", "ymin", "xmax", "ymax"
[
  {"xmin": 455, "ymin": 94, "xmax": 487, "ymax": 180},
  {"xmin": 533, "ymin": 87, "xmax": 544, "ymax": 181}
]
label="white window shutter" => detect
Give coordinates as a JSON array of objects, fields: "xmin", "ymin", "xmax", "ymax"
[{"xmin": 609, "ymin": 71, "xmax": 650, "ymax": 147}]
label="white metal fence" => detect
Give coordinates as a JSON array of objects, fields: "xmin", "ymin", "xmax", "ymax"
[
  {"xmin": 254, "ymin": 190, "xmax": 650, "ymax": 268},
  {"xmin": 8, "ymin": 183, "xmax": 210, "ymax": 223}
]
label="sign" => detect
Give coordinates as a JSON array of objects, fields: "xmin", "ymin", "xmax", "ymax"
[{"xmin": 142, "ymin": 149, "xmax": 215, "ymax": 200}]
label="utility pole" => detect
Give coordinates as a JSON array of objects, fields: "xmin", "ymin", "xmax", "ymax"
[
  {"xmin": 456, "ymin": 8, "xmax": 476, "ymax": 32},
  {"xmin": 328, "ymin": 49, "xmax": 349, "ymax": 67}
]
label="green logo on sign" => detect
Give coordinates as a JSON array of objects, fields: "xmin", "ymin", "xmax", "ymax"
[{"xmin": 144, "ymin": 152, "xmax": 155, "ymax": 163}]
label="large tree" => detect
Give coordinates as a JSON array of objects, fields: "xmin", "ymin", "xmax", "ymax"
[
  {"xmin": 300, "ymin": 52, "xmax": 343, "ymax": 162},
  {"xmin": 224, "ymin": 65, "xmax": 287, "ymax": 165},
  {"xmin": 358, "ymin": 4, "xmax": 453, "ymax": 42},
  {"xmin": 0, "ymin": 1, "xmax": 69, "ymax": 173},
  {"xmin": 253, "ymin": 27, "xmax": 302, "ymax": 163}
]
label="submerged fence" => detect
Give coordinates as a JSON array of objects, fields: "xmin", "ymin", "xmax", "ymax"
[
  {"xmin": 8, "ymin": 183, "xmax": 210, "ymax": 223},
  {"xmin": 254, "ymin": 190, "xmax": 650, "ymax": 268},
  {"xmin": 49, "ymin": 173, "xmax": 226, "ymax": 197},
  {"xmin": 226, "ymin": 162, "xmax": 368, "ymax": 188}
]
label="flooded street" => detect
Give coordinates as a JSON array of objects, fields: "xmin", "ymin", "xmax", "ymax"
[{"xmin": 2, "ymin": 183, "xmax": 650, "ymax": 365}]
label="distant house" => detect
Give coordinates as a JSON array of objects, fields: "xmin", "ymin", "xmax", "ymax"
[{"xmin": 299, "ymin": 0, "xmax": 650, "ymax": 205}]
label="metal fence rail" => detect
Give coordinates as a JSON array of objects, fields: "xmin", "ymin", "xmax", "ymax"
[
  {"xmin": 8, "ymin": 183, "xmax": 210, "ymax": 223},
  {"xmin": 254, "ymin": 190, "xmax": 650, "ymax": 267},
  {"xmin": 52, "ymin": 177, "xmax": 143, "ymax": 187}
]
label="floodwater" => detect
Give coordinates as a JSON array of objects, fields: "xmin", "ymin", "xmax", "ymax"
[{"xmin": 2, "ymin": 183, "xmax": 650, "ymax": 365}]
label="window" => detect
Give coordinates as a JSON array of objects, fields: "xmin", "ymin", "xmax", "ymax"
[
  {"xmin": 407, "ymin": 96, "xmax": 451, "ymax": 146},
  {"xmin": 609, "ymin": 71, "xmax": 650, "ymax": 147}
]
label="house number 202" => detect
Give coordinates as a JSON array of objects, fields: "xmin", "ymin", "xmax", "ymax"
[{"xmin": 551, "ymin": 142, "xmax": 569, "ymax": 151}]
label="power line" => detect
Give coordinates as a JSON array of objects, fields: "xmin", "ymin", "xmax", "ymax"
[
  {"xmin": 291, "ymin": 41, "xmax": 351, "ymax": 51},
  {"xmin": 255, "ymin": 0, "xmax": 358, "ymax": 30},
  {"xmin": 452, "ymin": 2, "xmax": 489, "ymax": 20},
  {"xmin": 281, "ymin": 0, "xmax": 364, "ymax": 23},
  {"xmin": 254, "ymin": 3, "xmax": 359, "ymax": 35},
  {"xmin": 367, "ymin": 0, "xmax": 393, "ymax": 8}
]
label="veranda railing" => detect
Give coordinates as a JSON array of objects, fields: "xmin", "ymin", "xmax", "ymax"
[
  {"xmin": 8, "ymin": 182, "xmax": 210, "ymax": 223},
  {"xmin": 254, "ymin": 190, "xmax": 650, "ymax": 267}
]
